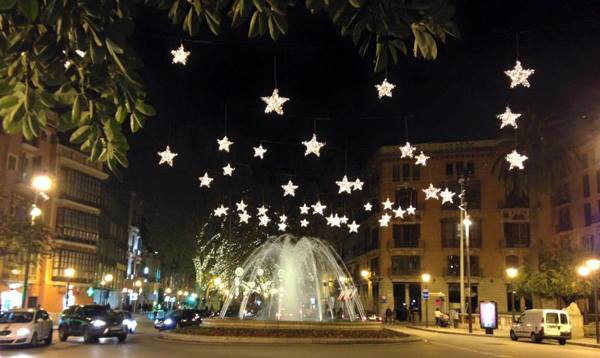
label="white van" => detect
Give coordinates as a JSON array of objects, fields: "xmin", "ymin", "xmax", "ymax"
[{"xmin": 510, "ymin": 309, "xmax": 571, "ymax": 345}]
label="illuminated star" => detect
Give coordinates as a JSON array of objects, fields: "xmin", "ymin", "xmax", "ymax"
[
  {"xmin": 257, "ymin": 205, "xmax": 269, "ymax": 216},
  {"xmin": 382, "ymin": 198, "xmax": 394, "ymax": 210},
  {"xmin": 261, "ymin": 88, "xmax": 289, "ymax": 115},
  {"xmin": 393, "ymin": 206, "xmax": 405, "ymax": 219},
  {"xmin": 258, "ymin": 215, "xmax": 271, "ymax": 227},
  {"xmin": 399, "ymin": 142, "xmax": 416, "ymax": 158},
  {"xmin": 279, "ymin": 214, "xmax": 288, "ymax": 223},
  {"xmin": 302, "ymin": 133, "xmax": 326, "ymax": 157},
  {"xmin": 406, "ymin": 205, "xmax": 416, "ymax": 215},
  {"xmin": 378, "ymin": 213, "xmax": 391, "ymax": 227},
  {"xmin": 299, "ymin": 204, "xmax": 310, "ymax": 215},
  {"xmin": 281, "ymin": 180, "xmax": 299, "ymax": 197},
  {"xmin": 336, "ymin": 175, "xmax": 354, "ymax": 194},
  {"xmin": 158, "ymin": 145, "xmax": 178, "ymax": 166},
  {"xmin": 217, "ymin": 136, "xmax": 234, "ymax": 152},
  {"xmin": 352, "ymin": 178, "xmax": 364, "ymax": 191},
  {"xmin": 364, "ymin": 202, "xmax": 373, "ymax": 212},
  {"xmin": 375, "ymin": 78, "xmax": 396, "ymax": 99},
  {"xmin": 223, "ymin": 163, "xmax": 235, "ymax": 176},
  {"xmin": 439, "ymin": 188, "xmax": 456, "ymax": 204},
  {"xmin": 171, "ymin": 44, "xmax": 190, "ymax": 65},
  {"xmin": 340, "ymin": 215, "xmax": 349, "ymax": 225},
  {"xmin": 198, "ymin": 172, "xmax": 213, "ymax": 188},
  {"xmin": 300, "ymin": 219, "xmax": 309, "ymax": 228},
  {"xmin": 506, "ymin": 150, "xmax": 528, "ymax": 170},
  {"xmin": 497, "ymin": 106, "xmax": 522, "ymax": 129},
  {"xmin": 238, "ymin": 211, "xmax": 251, "ymax": 224},
  {"xmin": 253, "ymin": 144, "xmax": 267, "ymax": 159},
  {"xmin": 235, "ymin": 200, "xmax": 248, "ymax": 212},
  {"xmin": 75, "ymin": 50, "xmax": 86, "ymax": 58},
  {"xmin": 311, "ymin": 201, "xmax": 326, "ymax": 215},
  {"xmin": 423, "ymin": 183, "xmax": 441, "ymax": 200},
  {"xmin": 277, "ymin": 222, "xmax": 287, "ymax": 232},
  {"xmin": 326, "ymin": 213, "xmax": 342, "ymax": 228},
  {"xmin": 415, "ymin": 151, "xmax": 430, "ymax": 166},
  {"xmin": 348, "ymin": 221, "xmax": 359, "ymax": 233},
  {"xmin": 213, "ymin": 205, "xmax": 228, "ymax": 217},
  {"xmin": 505, "ymin": 60, "xmax": 535, "ymax": 88}
]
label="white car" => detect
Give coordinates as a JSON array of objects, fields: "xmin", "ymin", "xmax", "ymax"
[
  {"xmin": 510, "ymin": 309, "xmax": 571, "ymax": 345},
  {"xmin": 0, "ymin": 309, "xmax": 53, "ymax": 346}
]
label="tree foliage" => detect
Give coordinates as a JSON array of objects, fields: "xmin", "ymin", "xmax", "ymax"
[{"xmin": 0, "ymin": 214, "xmax": 54, "ymax": 268}]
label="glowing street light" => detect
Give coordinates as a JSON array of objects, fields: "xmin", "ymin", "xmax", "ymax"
[
  {"xmin": 104, "ymin": 274, "xmax": 113, "ymax": 283},
  {"xmin": 421, "ymin": 273, "xmax": 431, "ymax": 327},
  {"xmin": 463, "ymin": 216, "xmax": 472, "ymax": 228},
  {"xmin": 165, "ymin": 287, "xmax": 172, "ymax": 294},
  {"xmin": 32, "ymin": 174, "xmax": 52, "ymax": 192},
  {"xmin": 135, "ymin": 280, "xmax": 142, "ymax": 288},
  {"xmin": 578, "ymin": 265, "xmax": 591, "ymax": 277},
  {"xmin": 30, "ymin": 205, "xmax": 42, "ymax": 219},
  {"xmin": 421, "ymin": 273, "xmax": 431, "ymax": 283},
  {"xmin": 214, "ymin": 277, "xmax": 222, "ymax": 286},
  {"xmin": 587, "ymin": 259, "xmax": 600, "ymax": 272},
  {"xmin": 580, "ymin": 259, "xmax": 600, "ymax": 344},
  {"xmin": 177, "ymin": 290, "xmax": 183, "ymax": 296},
  {"xmin": 505, "ymin": 267, "xmax": 518, "ymax": 322},
  {"xmin": 360, "ymin": 270, "xmax": 370, "ymax": 279}
]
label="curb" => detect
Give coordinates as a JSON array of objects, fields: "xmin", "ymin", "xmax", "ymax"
[{"xmin": 402, "ymin": 326, "xmax": 600, "ymax": 349}]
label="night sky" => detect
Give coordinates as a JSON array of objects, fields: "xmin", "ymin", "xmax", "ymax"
[{"xmin": 122, "ymin": 0, "xmax": 600, "ymax": 233}]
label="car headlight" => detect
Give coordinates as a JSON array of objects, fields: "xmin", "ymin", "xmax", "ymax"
[
  {"xmin": 91, "ymin": 320, "xmax": 106, "ymax": 327},
  {"xmin": 154, "ymin": 319, "xmax": 159, "ymax": 324},
  {"xmin": 164, "ymin": 318, "xmax": 173, "ymax": 325},
  {"xmin": 16, "ymin": 328, "xmax": 31, "ymax": 337},
  {"xmin": 123, "ymin": 319, "xmax": 131, "ymax": 325}
]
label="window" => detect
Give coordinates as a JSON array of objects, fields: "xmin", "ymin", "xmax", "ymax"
[
  {"xmin": 446, "ymin": 163, "xmax": 453, "ymax": 177},
  {"xmin": 456, "ymin": 161, "xmax": 464, "ymax": 176},
  {"xmin": 558, "ymin": 207, "xmax": 571, "ymax": 231},
  {"xmin": 52, "ymin": 248, "xmax": 97, "ymax": 283},
  {"xmin": 441, "ymin": 218, "xmax": 460, "ymax": 248},
  {"xmin": 56, "ymin": 208, "xmax": 100, "ymax": 245},
  {"xmin": 504, "ymin": 223, "xmax": 530, "ymax": 248},
  {"xmin": 546, "ymin": 313, "xmax": 559, "ymax": 324},
  {"xmin": 412, "ymin": 165, "xmax": 421, "ymax": 181},
  {"xmin": 584, "ymin": 203, "xmax": 592, "ymax": 227},
  {"xmin": 560, "ymin": 313, "xmax": 568, "ymax": 325},
  {"xmin": 59, "ymin": 168, "xmax": 102, "ymax": 206},
  {"xmin": 392, "ymin": 165, "xmax": 401, "ymax": 182},
  {"xmin": 554, "ymin": 183, "xmax": 570, "ymax": 205},
  {"xmin": 448, "ymin": 284, "xmax": 460, "ymax": 303},
  {"xmin": 583, "ymin": 235, "xmax": 595, "ymax": 253},
  {"xmin": 402, "ymin": 164, "xmax": 411, "ymax": 181},
  {"xmin": 393, "ymin": 224, "xmax": 420, "ymax": 248},
  {"xmin": 32, "ymin": 156, "xmax": 42, "ymax": 172},
  {"xmin": 560, "ymin": 235, "xmax": 571, "ymax": 250},
  {"xmin": 466, "ymin": 162, "xmax": 475, "ymax": 176},
  {"xmin": 370, "ymin": 228, "xmax": 379, "ymax": 250},
  {"xmin": 583, "ymin": 175, "xmax": 590, "ymax": 198},
  {"xmin": 391, "ymin": 255, "xmax": 420, "ymax": 275},
  {"xmin": 466, "ymin": 182, "xmax": 482, "ymax": 209},
  {"xmin": 505, "ymin": 255, "xmax": 519, "ymax": 267},
  {"xmin": 7, "ymin": 154, "xmax": 17, "ymax": 170},
  {"xmin": 370, "ymin": 257, "xmax": 379, "ymax": 276},
  {"xmin": 447, "ymin": 255, "xmax": 480, "ymax": 276},
  {"xmin": 395, "ymin": 188, "xmax": 417, "ymax": 208}
]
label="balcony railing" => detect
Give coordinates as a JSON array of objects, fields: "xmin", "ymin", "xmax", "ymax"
[
  {"xmin": 388, "ymin": 267, "xmax": 421, "ymax": 276},
  {"xmin": 500, "ymin": 239, "xmax": 530, "ymax": 249},
  {"xmin": 442, "ymin": 238, "xmax": 482, "ymax": 248},
  {"xmin": 388, "ymin": 239, "xmax": 425, "ymax": 249},
  {"xmin": 447, "ymin": 267, "xmax": 481, "ymax": 277},
  {"xmin": 555, "ymin": 223, "xmax": 572, "ymax": 233}
]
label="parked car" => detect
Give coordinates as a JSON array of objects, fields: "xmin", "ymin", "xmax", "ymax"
[
  {"xmin": 154, "ymin": 309, "xmax": 203, "ymax": 330},
  {"xmin": 510, "ymin": 309, "xmax": 571, "ymax": 345},
  {"xmin": 58, "ymin": 305, "xmax": 128, "ymax": 343},
  {"xmin": 120, "ymin": 311, "xmax": 137, "ymax": 333},
  {"xmin": 365, "ymin": 311, "xmax": 382, "ymax": 322},
  {"xmin": 0, "ymin": 308, "xmax": 53, "ymax": 347}
]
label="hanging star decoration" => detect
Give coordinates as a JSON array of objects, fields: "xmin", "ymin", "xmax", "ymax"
[
  {"xmin": 364, "ymin": 202, "xmax": 373, "ymax": 212},
  {"xmin": 279, "ymin": 214, "xmax": 288, "ymax": 223},
  {"xmin": 278, "ymin": 222, "xmax": 287, "ymax": 231},
  {"xmin": 171, "ymin": 44, "xmax": 190, "ymax": 65},
  {"xmin": 238, "ymin": 212, "xmax": 251, "ymax": 224},
  {"xmin": 336, "ymin": 175, "xmax": 354, "ymax": 194},
  {"xmin": 497, "ymin": 106, "xmax": 522, "ymax": 129},
  {"xmin": 505, "ymin": 60, "xmax": 535, "ymax": 88},
  {"xmin": 348, "ymin": 221, "xmax": 360, "ymax": 233},
  {"xmin": 415, "ymin": 151, "xmax": 430, "ymax": 166},
  {"xmin": 300, "ymin": 219, "xmax": 309, "ymax": 228},
  {"xmin": 382, "ymin": 198, "xmax": 394, "ymax": 210},
  {"xmin": 281, "ymin": 180, "xmax": 299, "ymax": 197},
  {"xmin": 253, "ymin": 144, "xmax": 267, "ymax": 159},
  {"xmin": 399, "ymin": 142, "xmax": 416, "ymax": 158},
  {"xmin": 235, "ymin": 200, "xmax": 248, "ymax": 212},
  {"xmin": 217, "ymin": 136, "xmax": 234, "ymax": 152},
  {"xmin": 158, "ymin": 145, "xmax": 178, "ymax": 166},
  {"xmin": 423, "ymin": 183, "xmax": 441, "ymax": 200},
  {"xmin": 375, "ymin": 78, "xmax": 396, "ymax": 99},
  {"xmin": 378, "ymin": 213, "xmax": 391, "ymax": 227},
  {"xmin": 302, "ymin": 133, "xmax": 326, "ymax": 157},
  {"xmin": 257, "ymin": 205, "xmax": 269, "ymax": 216},
  {"xmin": 352, "ymin": 178, "xmax": 364, "ymax": 191},
  {"xmin": 261, "ymin": 88, "xmax": 289, "ymax": 115},
  {"xmin": 506, "ymin": 150, "xmax": 528, "ymax": 170},
  {"xmin": 223, "ymin": 163, "xmax": 235, "ymax": 176},
  {"xmin": 258, "ymin": 215, "xmax": 271, "ymax": 227},
  {"xmin": 393, "ymin": 205, "xmax": 406, "ymax": 219},
  {"xmin": 213, "ymin": 205, "xmax": 228, "ymax": 217},
  {"xmin": 198, "ymin": 172, "xmax": 213, "ymax": 188},
  {"xmin": 406, "ymin": 205, "xmax": 416, "ymax": 215},
  {"xmin": 326, "ymin": 213, "xmax": 342, "ymax": 228},
  {"xmin": 311, "ymin": 201, "xmax": 326, "ymax": 215},
  {"xmin": 299, "ymin": 204, "xmax": 310, "ymax": 215},
  {"xmin": 439, "ymin": 188, "xmax": 456, "ymax": 204},
  {"xmin": 340, "ymin": 215, "xmax": 349, "ymax": 225}
]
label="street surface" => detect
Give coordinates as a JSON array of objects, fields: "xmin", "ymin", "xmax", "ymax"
[{"xmin": 0, "ymin": 321, "xmax": 598, "ymax": 358}]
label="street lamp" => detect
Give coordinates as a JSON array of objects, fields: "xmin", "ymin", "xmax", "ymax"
[
  {"xmin": 421, "ymin": 273, "xmax": 431, "ymax": 328},
  {"xmin": 31, "ymin": 174, "xmax": 52, "ymax": 193},
  {"xmin": 582, "ymin": 259, "xmax": 600, "ymax": 344},
  {"xmin": 463, "ymin": 215, "xmax": 473, "ymax": 333},
  {"xmin": 505, "ymin": 267, "xmax": 518, "ymax": 323},
  {"xmin": 64, "ymin": 268, "xmax": 75, "ymax": 309},
  {"xmin": 360, "ymin": 270, "xmax": 370, "ymax": 280},
  {"xmin": 135, "ymin": 280, "xmax": 142, "ymax": 288},
  {"xmin": 103, "ymin": 274, "xmax": 113, "ymax": 305}
]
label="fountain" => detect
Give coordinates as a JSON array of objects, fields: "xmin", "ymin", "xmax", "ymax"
[{"xmin": 219, "ymin": 234, "xmax": 366, "ymax": 322}]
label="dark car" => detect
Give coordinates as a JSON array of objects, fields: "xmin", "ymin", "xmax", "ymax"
[
  {"xmin": 154, "ymin": 309, "xmax": 203, "ymax": 330},
  {"xmin": 58, "ymin": 305, "xmax": 127, "ymax": 343}
]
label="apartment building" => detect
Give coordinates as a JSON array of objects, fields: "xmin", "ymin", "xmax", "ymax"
[{"xmin": 339, "ymin": 140, "xmax": 538, "ymax": 322}]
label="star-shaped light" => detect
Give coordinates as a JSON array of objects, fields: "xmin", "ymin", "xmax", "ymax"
[
  {"xmin": 299, "ymin": 204, "xmax": 310, "ymax": 215},
  {"xmin": 336, "ymin": 175, "xmax": 354, "ymax": 194},
  {"xmin": 348, "ymin": 221, "xmax": 359, "ymax": 233},
  {"xmin": 423, "ymin": 183, "xmax": 441, "ymax": 200},
  {"xmin": 311, "ymin": 201, "xmax": 326, "ymax": 215},
  {"xmin": 399, "ymin": 142, "xmax": 416, "ymax": 158},
  {"xmin": 375, "ymin": 78, "xmax": 396, "ymax": 99},
  {"xmin": 340, "ymin": 215, "xmax": 349, "ymax": 225},
  {"xmin": 257, "ymin": 205, "xmax": 269, "ymax": 216},
  {"xmin": 223, "ymin": 163, "xmax": 235, "ymax": 176},
  {"xmin": 382, "ymin": 198, "xmax": 394, "ymax": 210},
  {"xmin": 279, "ymin": 214, "xmax": 288, "ymax": 223},
  {"xmin": 506, "ymin": 150, "xmax": 528, "ymax": 170},
  {"xmin": 393, "ymin": 206, "xmax": 405, "ymax": 219},
  {"xmin": 158, "ymin": 145, "xmax": 178, "ymax": 166},
  {"xmin": 258, "ymin": 215, "xmax": 271, "ymax": 227},
  {"xmin": 326, "ymin": 213, "xmax": 342, "ymax": 228},
  {"xmin": 505, "ymin": 60, "xmax": 535, "ymax": 88},
  {"xmin": 217, "ymin": 136, "xmax": 234, "ymax": 152},
  {"xmin": 253, "ymin": 144, "xmax": 267, "ymax": 159},
  {"xmin": 439, "ymin": 188, "xmax": 455, "ymax": 204},
  {"xmin": 238, "ymin": 211, "xmax": 251, "ymax": 224},
  {"xmin": 352, "ymin": 178, "xmax": 364, "ymax": 191},
  {"xmin": 261, "ymin": 88, "xmax": 289, "ymax": 115},
  {"xmin": 300, "ymin": 219, "xmax": 309, "ymax": 228},
  {"xmin": 415, "ymin": 151, "xmax": 430, "ymax": 166},
  {"xmin": 281, "ymin": 180, "xmax": 299, "ymax": 197},
  {"xmin": 235, "ymin": 200, "xmax": 248, "ymax": 212},
  {"xmin": 214, "ymin": 205, "xmax": 228, "ymax": 217},
  {"xmin": 278, "ymin": 222, "xmax": 287, "ymax": 232},
  {"xmin": 378, "ymin": 213, "xmax": 391, "ymax": 227},
  {"xmin": 302, "ymin": 133, "xmax": 326, "ymax": 157},
  {"xmin": 171, "ymin": 44, "xmax": 190, "ymax": 65},
  {"xmin": 497, "ymin": 106, "xmax": 522, "ymax": 129},
  {"xmin": 406, "ymin": 205, "xmax": 416, "ymax": 215},
  {"xmin": 198, "ymin": 172, "xmax": 213, "ymax": 188},
  {"xmin": 364, "ymin": 202, "xmax": 373, "ymax": 212}
]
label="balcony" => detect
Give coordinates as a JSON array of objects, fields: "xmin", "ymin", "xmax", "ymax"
[
  {"xmin": 499, "ymin": 239, "xmax": 530, "ymax": 249},
  {"xmin": 442, "ymin": 238, "xmax": 482, "ymax": 248},
  {"xmin": 388, "ymin": 267, "xmax": 421, "ymax": 276},
  {"xmin": 447, "ymin": 266, "xmax": 481, "ymax": 277},
  {"xmin": 499, "ymin": 208, "xmax": 530, "ymax": 222},
  {"xmin": 388, "ymin": 239, "xmax": 425, "ymax": 250},
  {"xmin": 555, "ymin": 223, "xmax": 572, "ymax": 233}
]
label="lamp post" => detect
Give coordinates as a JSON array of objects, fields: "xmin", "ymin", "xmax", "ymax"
[
  {"xmin": 104, "ymin": 274, "xmax": 113, "ymax": 306},
  {"xmin": 64, "ymin": 268, "xmax": 75, "ymax": 309},
  {"xmin": 583, "ymin": 259, "xmax": 600, "ymax": 344},
  {"xmin": 463, "ymin": 215, "xmax": 473, "ymax": 333},
  {"xmin": 505, "ymin": 267, "xmax": 518, "ymax": 323},
  {"xmin": 421, "ymin": 273, "xmax": 431, "ymax": 328}
]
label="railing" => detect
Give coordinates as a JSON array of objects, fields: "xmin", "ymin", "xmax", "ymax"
[
  {"xmin": 499, "ymin": 239, "xmax": 530, "ymax": 249},
  {"xmin": 442, "ymin": 238, "xmax": 482, "ymax": 248},
  {"xmin": 447, "ymin": 267, "xmax": 482, "ymax": 276},
  {"xmin": 388, "ymin": 239, "xmax": 425, "ymax": 249},
  {"xmin": 388, "ymin": 267, "xmax": 421, "ymax": 276}
]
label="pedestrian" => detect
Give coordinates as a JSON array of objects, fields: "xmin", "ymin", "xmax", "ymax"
[{"xmin": 385, "ymin": 308, "xmax": 393, "ymax": 324}]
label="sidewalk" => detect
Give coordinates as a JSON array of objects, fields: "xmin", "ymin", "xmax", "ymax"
[{"xmin": 394, "ymin": 324, "xmax": 600, "ymax": 349}]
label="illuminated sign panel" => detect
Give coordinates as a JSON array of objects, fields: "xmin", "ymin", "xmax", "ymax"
[{"xmin": 479, "ymin": 301, "xmax": 498, "ymax": 330}]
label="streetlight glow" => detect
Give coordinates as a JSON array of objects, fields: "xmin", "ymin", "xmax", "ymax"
[
  {"xmin": 214, "ymin": 277, "xmax": 222, "ymax": 286},
  {"xmin": 586, "ymin": 259, "xmax": 600, "ymax": 271},
  {"xmin": 30, "ymin": 205, "xmax": 42, "ymax": 219},
  {"xmin": 104, "ymin": 274, "xmax": 113, "ymax": 282},
  {"xmin": 31, "ymin": 174, "xmax": 52, "ymax": 192},
  {"xmin": 64, "ymin": 268, "xmax": 75, "ymax": 278},
  {"xmin": 135, "ymin": 280, "xmax": 142, "ymax": 287},
  {"xmin": 578, "ymin": 265, "xmax": 591, "ymax": 277},
  {"xmin": 506, "ymin": 267, "xmax": 518, "ymax": 279},
  {"xmin": 360, "ymin": 270, "xmax": 370, "ymax": 279},
  {"xmin": 165, "ymin": 287, "xmax": 172, "ymax": 294},
  {"xmin": 463, "ymin": 216, "xmax": 472, "ymax": 228},
  {"xmin": 421, "ymin": 273, "xmax": 431, "ymax": 283}
]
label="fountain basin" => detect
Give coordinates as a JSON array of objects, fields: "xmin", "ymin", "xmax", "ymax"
[{"xmin": 203, "ymin": 318, "xmax": 382, "ymax": 331}]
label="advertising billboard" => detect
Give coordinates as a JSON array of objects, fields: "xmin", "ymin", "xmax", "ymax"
[{"xmin": 479, "ymin": 301, "xmax": 498, "ymax": 330}]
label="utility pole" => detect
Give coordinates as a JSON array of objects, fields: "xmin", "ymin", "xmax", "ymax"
[{"xmin": 459, "ymin": 177, "xmax": 465, "ymax": 322}]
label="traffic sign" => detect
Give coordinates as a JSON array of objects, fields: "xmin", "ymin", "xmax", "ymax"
[{"xmin": 423, "ymin": 289, "xmax": 429, "ymax": 300}]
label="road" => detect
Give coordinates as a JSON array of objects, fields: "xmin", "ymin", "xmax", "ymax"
[{"xmin": 0, "ymin": 322, "xmax": 598, "ymax": 358}]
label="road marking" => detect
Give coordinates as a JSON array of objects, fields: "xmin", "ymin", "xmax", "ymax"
[{"xmin": 429, "ymin": 340, "xmax": 515, "ymax": 358}]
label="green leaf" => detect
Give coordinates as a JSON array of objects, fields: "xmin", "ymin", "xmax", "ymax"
[
  {"xmin": 72, "ymin": 95, "xmax": 82, "ymax": 123},
  {"xmin": 135, "ymin": 101, "xmax": 156, "ymax": 116},
  {"xmin": 0, "ymin": 95, "xmax": 19, "ymax": 110},
  {"xmin": 248, "ymin": 11, "xmax": 259, "ymax": 37},
  {"xmin": 69, "ymin": 125, "xmax": 90, "ymax": 144},
  {"xmin": 17, "ymin": 0, "xmax": 38, "ymax": 21},
  {"xmin": 0, "ymin": 0, "xmax": 16, "ymax": 10}
]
